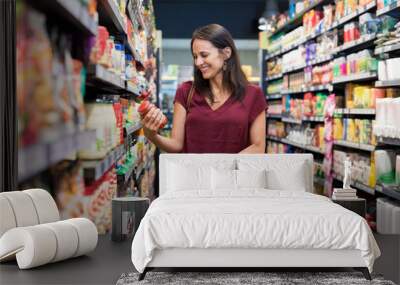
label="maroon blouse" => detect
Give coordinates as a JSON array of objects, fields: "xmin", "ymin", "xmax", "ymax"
[{"xmin": 174, "ymin": 81, "xmax": 267, "ymax": 153}]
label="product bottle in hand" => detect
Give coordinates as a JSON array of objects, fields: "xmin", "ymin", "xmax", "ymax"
[{"xmin": 138, "ymin": 101, "xmax": 167, "ymax": 129}]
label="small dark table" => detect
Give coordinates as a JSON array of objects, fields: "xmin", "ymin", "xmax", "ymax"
[
  {"xmin": 332, "ymin": 198, "xmax": 366, "ymax": 217},
  {"xmin": 112, "ymin": 197, "xmax": 149, "ymax": 241}
]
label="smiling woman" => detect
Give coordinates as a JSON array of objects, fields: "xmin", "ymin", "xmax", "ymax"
[{"xmin": 141, "ymin": 24, "xmax": 267, "ymax": 154}]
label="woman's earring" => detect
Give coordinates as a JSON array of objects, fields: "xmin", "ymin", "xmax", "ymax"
[{"xmin": 223, "ymin": 61, "xmax": 227, "ymax": 71}]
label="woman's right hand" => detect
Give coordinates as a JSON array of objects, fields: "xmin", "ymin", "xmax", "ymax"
[{"xmin": 141, "ymin": 106, "xmax": 164, "ymax": 138}]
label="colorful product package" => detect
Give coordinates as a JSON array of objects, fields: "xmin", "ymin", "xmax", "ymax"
[
  {"xmin": 349, "ymin": 119, "xmax": 357, "ymax": 142},
  {"xmin": 334, "ymin": 118, "xmax": 343, "ymax": 140}
]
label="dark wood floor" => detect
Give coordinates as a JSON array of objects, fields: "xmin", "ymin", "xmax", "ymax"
[
  {"xmin": 1, "ymin": 233, "xmax": 398, "ymax": 285},
  {"xmin": 0, "ymin": 234, "xmax": 133, "ymax": 285}
]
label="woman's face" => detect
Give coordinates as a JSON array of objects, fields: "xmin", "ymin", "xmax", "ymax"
[{"xmin": 192, "ymin": 39, "xmax": 225, "ymax": 80}]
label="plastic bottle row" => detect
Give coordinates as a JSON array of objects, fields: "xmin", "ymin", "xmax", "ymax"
[
  {"xmin": 378, "ymin": 57, "xmax": 400, "ymax": 81},
  {"xmin": 78, "ymin": 99, "xmax": 167, "ymax": 160},
  {"xmin": 374, "ymin": 97, "xmax": 400, "ymax": 139}
]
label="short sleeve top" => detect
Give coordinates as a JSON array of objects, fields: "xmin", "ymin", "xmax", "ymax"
[{"xmin": 174, "ymin": 81, "xmax": 267, "ymax": 153}]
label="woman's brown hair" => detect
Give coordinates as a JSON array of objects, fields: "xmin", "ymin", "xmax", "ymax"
[{"xmin": 191, "ymin": 24, "xmax": 249, "ymax": 103}]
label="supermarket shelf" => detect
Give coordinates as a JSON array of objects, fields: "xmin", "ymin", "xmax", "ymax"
[
  {"xmin": 131, "ymin": 47, "xmax": 145, "ymax": 67},
  {"xmin": 87, "ymin": 64, "xmax": 125, "ymax": 90},
  {"xmin": 352, "ymin": 181, "xmax": 375, "ymax": 195},
  {"xmin": 265, "ymin": 50, "xmax": 281, "ymax": 61},
  {"xmin": 281, "ymin": 88, "xmax": 303, "ymax": 95},
  {"xmin": 266, "ymin": 136, "xmax": 325, "ymax": 154},
  {"xmin": 56, "ymin": 0, "xmax": 97, "ymax": 35},
  {"xmin": 375, "ymin": 79, "xmax": 400, "ymax": 88},
  {"xmin": 375, "ymin": 42, "xmax": 400, "ymax": 55},
  {"xmin": 82, "ymin": 145, "xmax": 125, "ymax": 183},
  {"xmin": 303, "ymin": 84, "xmax": 334, "ymax": 92},
  {"xmin": 332, "ymin": 72, "xmax": 377, "ymax": 84},
  {"xmin": 18, "ymin": 130, "xmax": 96, "ymax": 182},
  {"xmin": 127, "ymin": 0, "xmax": 146, "ymax": 30},
  {"xmin": 347, "ymin": 108, "xmax": 375, "ymax": 115},
  {"xmin": 33, "ymin": 0, "xmax": 98, "ymax": 36},
  {"xmin": 266, "ymin": 136, "xmax": 283, "ymax": 143},
  {"xmin": 135, "ymin": 163, "xmax": 145, "ymax": 180},
  {"xmin": 377, "ymin": 136, "xmax": 400, "ymax": 146},
  {"xmin": 266, "ymin": 34, "xmax": 320, "ymax": 61},
  {"xmin": 303, "ymin": 116, "xmax": 325, "ymax": 122},
  {"xmin": 126, "ymin": 38, "xmax": 137, "ymax": 62},
  {"xmin": 334, "ymin": 34, "xmax": 377, "ymax": 54},
  {"xmin": 264, "ymin": 2, "xmax": 376, "ymax": 62},
  {"xmin": 124, "ymin": 164, "xmax": 135, "ymax": 183},
  {"xmin": 281, "ymin": 84, "xmax": 333, "ymax": 94},
  {"xmin": 98, "ymin": 0, "xmax": 126, "ymax": 34},
  {"xmin": 281, "ymin": 138, "xmax": 325, "ymax": 154},
  {"xmin": 282, "ymin": 55, "xmax": 334, "ymax": 75},
  {"xmin": 268, "ymin": 0, "xmax": 330, "ymax": 38},
  {"xmin": 282, "ymin": 63, "xmax": 307, "ymax": 74},
  {"xmin": 334, "ymin": 108, "xmax": 376, "ymax": 115},
  {"xmin": 280, "ymin": 38, "xmax": 308, "ymax": 55},
  {"xmin": 376, "ymin": 184, "xmax": 400, "ymax": 201},
  {"xmin": 306, "ymin": 145, "xmax": 326, "ymax": 154},
  {"xmin": 266, "ymin": 94, "xmax": 282, "ymax": 100},
  {"xmin": 376, "ymin": 0, "xmax": 400, "ymax": 17},
  {"xmin": 329, "ymin": 1, "xmax": 377, "ymax": 31},
  {"xmin": 308, "ymin": 54, "xmax": 334, "ymax": 66},
  {"xmin": 265, "ymin": 74, "xmax": 283, "ymax": 81},
  {"xmin": 333, "ymin": 140, "xmax": 375, "ymax": 151},
  {"xmin": 126, "ymin": 81, "xmax": 141, "ymax": 96},
  {"xmin": 124, "ymin": 122, "xmax": 142, "ymax": 137},
  {"xmin": 266, "ymin": 114, "xmax": 282, "ymax": 119},
  {"xmin": 334, "ymin": 174, "xmax": 375, "ymax": 195},
  {"xmin": 282, "ymin": 116, "xmax": 302, "ymax": 124}
]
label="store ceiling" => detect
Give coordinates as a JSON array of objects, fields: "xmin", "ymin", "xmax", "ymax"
[{"xmin": 153, "ymin": 0, "xmax": 288, "ymax": 39}]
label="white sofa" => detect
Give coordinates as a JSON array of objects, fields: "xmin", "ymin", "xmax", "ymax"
[
  {"xmin": 0, "ymin": 189, "xmax": 98, "ymax": 269},
  {"xmin": 132, "ymin": 154, "xmax": 379, "ymax": 281}
]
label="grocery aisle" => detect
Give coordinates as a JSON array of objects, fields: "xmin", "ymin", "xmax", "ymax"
[
  {"xmin": 1, "ymin": 0, "xmax": 400, "ymax": 284},
  {"xmin": 14, "ymin": 0, "xmax": 159, "ymax": 233},
  {"xmin": 261, "ymin": 0, "xmax": 400, "ymax": 283}
]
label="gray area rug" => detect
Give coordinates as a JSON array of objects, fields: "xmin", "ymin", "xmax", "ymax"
[{"xmin": 116, "ymin": 271, "xmax": 395, "ymax": 285}]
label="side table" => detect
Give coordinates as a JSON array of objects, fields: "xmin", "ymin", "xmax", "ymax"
[
  {"xmin": 332, "ymin": 198, "xmax": 366, "ymax": 217},
  {"xmin": 111, "ymin": 197, "xmax": 149, "ymax": 242}
]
